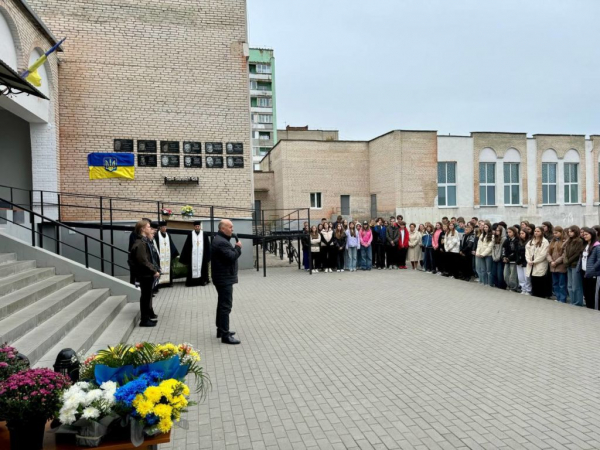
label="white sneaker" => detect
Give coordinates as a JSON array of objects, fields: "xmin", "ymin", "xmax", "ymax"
[
  {"xmin": 313, "ymin": 269, "xmax": 318, "ymax": 273},
  {"xmin": 341, "ymin": 269, "xmax": 344, "ymax": 272},
  {"xmin": 337, "ymin": 270, "xmax": 340, "ymax": 273}
]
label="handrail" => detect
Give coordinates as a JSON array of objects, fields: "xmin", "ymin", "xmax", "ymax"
[{"xmin": 0, "ymin": 197, "xmax": 129, "ymax": 274}]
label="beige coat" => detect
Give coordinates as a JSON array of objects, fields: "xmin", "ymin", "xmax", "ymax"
[
  {"xmin": 408, "ymin": 231, "xmax": 422, "ymax": 262},
  {"xmin": 525, "ymin": 238, "xmax": 550, "ymax": 277},
  {"xmin": 475, "ymin": 236, "xmax": 493, "ymax": 257}
]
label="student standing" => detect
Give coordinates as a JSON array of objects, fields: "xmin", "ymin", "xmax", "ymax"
[
  {"xmin": 346, "ymin": 222, "xmax": 360, "ymax": 272},
  {"xmin": 502, "ymin": 227, "xmax": 519, "ymax": 291},
  {"xmin": 432, "ymin": 222, "xmax": 443, "ymax": 275},
  {"xmin": 517, "ymin": 229, "xmax": 532, "ymax": 295},
  {"xmin": 408, "ymin": 223, "xmax": 422, "ymax": 270},
  {"xmin": 422, "ymin": 224, "xmax": 435, "ymax": 272},
  {"xmin": 577, "ymin": 227, "xmax": 600, "ymax": 309},
  {"xmin": 301, "ymin": 222, "xmax": 310, "ymax": 271},
  {"xmin": 397, "ymin": 221, "xmax": 409, "ymax": 269},
  {"xmin": 459, "ymin": 224, "xmax": 476, "ymax": 281},
  {"xmin": 309, "ymin": 226, "xmax": 321, "ymax": 273},
  {"xmin": 359, "ymin": 221, "xmax": 373, "ymax": 270},
  {"xmin": 385, "ymin": 218, "xmax": 399, "ymax": 269},
  {"xmin": 563, "ymin": 225, "xmax": 584, "ymax": 306},
  {"xmin": 547, "ymin": 226, "xmax": 567, "ymax": 303},
  {"xmin": 320, "ymin": 222, "xmax": 335, "ymax": 273},
  {"xmin": 444, "ymin": 222, "xmax": 460, "ymax": 278},
  {"xmin": 438, "ymin": 223, "xmax": 449, "ymax": 276},
  {"xmin": 491, "ymin": 225, "xmax": 507, "ymax": 289},
  {"xmin": 526, "ymin": 227, "xmax": 550, "ymax": 298},
  {"xmin": 333, "ymin": 223, "xmax": 347, "ymax": 272},
  {"xmin": 475, "ymin": 222, "xmax": 494, "ymax": 285},
  {"xmin": 373, "ymin": 218, "xmax": 386, "ymax": 269}
]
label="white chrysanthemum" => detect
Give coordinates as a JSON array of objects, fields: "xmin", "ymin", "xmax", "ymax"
[
  {"xmin": 84, "ymin": 389, "xmax": 103, "ymax": 404},
  {"xmin": 75, "ymin": 381, "xmax": 91, "ymax": 390},
  {"xmin": 82, "ymin": 406, "xmax": 100, "ymax": 420},
  {"xmin": 63, "ymin": 395, "xmax": 82, "ymax": 410},
  {"xmin": 100, "ymin": 381, "xmax": 117, "ymax": 393},
  {"xmin": 102, "ymin": 390, "xmax": 116, "ymax": 406},
  {"xmin": 59, "ymin": 408, "xmax": 77, "ymax": 425}
]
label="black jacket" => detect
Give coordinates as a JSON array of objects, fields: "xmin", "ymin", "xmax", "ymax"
[
  {"xmin": 516, "ymin": 240, "xmax": 527, "ymax": 266},
  {"xmin": 333, "ymin": 232, "xmax": 347, "ymax": 251},
  {"xmin": 301, "ymin": 230, "xmax": 310, "ymax": 249},
  {"xmin": 128, "ymin": 235, "xmax": 160, "ymax": 278},
  {"xmin": 211, "ymin": 231, "xmax": 242, "ymax": 286},
  {"xmin": 459, "ymin": 232, "xmax": 476, "ymax": 254},
  {"xmin": 502, "ymin": 237, "xmax": 518, "ymax": 263}
]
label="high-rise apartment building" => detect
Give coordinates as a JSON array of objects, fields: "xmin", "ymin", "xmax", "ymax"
[{"xmin": 249, "ymin": 48, "xmax": 276, "ymax": 170}]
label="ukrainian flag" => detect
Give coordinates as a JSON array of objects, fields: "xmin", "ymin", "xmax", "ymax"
[{"xmin": 88, "ymin": 153, "xmax": 135, "ymax": 180}]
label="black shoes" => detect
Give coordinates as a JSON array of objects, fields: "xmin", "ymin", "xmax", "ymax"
[
  {"xmin": 139, "ymin": 320, "xmax": 156, "ymax": 327},
  {"xmin": 150, "ymin": 312, "xmax": 158, "ymax": 320},
  {"xmin": 216, "ymin": 329, "xmax": 236, "ymax": 338},
  {"xmin": 221, "ymin": 333, "xmax": 241, "ymax": 345}
]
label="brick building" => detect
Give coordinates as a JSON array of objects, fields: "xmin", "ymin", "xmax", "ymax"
[
  {"xmin": 255, "ymin": 129, "xmax": 600, "ymax": 227},
  {"xmin": 1, "ymin": 0, "xmax": 253, "ymax": 221}
]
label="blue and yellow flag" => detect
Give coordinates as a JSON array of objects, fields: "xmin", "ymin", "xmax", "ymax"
[
  {"xmin": 88, "ymin": 153, "xmax": 135, "ymax": 180},
  {"xmin": 21, "ymin": 37, "xmax": 66, "ymax": 87}
]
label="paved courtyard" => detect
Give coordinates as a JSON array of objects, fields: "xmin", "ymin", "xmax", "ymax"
[{"xmin": 128, "ymin": 267, "xmax": 600, "ymax": 450}]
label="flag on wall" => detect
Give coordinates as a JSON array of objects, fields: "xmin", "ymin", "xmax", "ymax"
[
  {"xmin": 20, "ymin": 37, "xmax": 66, "ymax": 87},
  {"xmin": 88, "ymin": 153, "xmax": 135, "ymax": 180}
]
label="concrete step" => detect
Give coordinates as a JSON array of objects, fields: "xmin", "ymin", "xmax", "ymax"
[
  {"xmin": 0, "ymin": 268, "xmax": 55, "ymax": 298},
  {"xmin": 88, "ymin": 303, "xmax": 140, "ymax": 355},
  {"xmin": 0, "ymin": 274, "xmax": 74, "ymax": 320},
  {"xmin": 0, "ymin": 282, "xmax": 92, "ymax": 344},
  {"xmin": 0, "ymin": 260, "xmax": 36, "ymax": 278},
  {"xmin": 13, "ymin": 288, "xmax": 111, "ymax": 366},
  {"xmin": 0, "ymin": 253, "xmax": 17, "ymax": 264},
  {"xmin": 35, "ymin": 296, "xmax": 129, "ymax": 369}
]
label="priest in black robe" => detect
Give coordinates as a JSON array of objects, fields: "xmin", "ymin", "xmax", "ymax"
[
  {"xmin": 153, "ymin": 221, "xmax": 180, "ymax": 288},
  {"xmin": 180, "ymin": 221, "xmax": 211, "ymax": 286}
]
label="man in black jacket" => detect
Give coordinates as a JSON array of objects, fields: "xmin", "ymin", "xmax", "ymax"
[{"xmin": 212, "ymin": 219, "xmax": 242, "ymax": 344}]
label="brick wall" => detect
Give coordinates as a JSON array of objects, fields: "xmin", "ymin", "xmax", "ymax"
[
  {"xmin": 397, "ymin": 131, "xmax": 438, "ymax": 210},
  {"xmin": 26, "ymin": 0, "xmax": 253, "ymax": 220}
]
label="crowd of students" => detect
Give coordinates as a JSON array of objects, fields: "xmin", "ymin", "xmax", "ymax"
[{"xmin": 300, "ymin": 215, "xmax": 600, "ymax": 309}]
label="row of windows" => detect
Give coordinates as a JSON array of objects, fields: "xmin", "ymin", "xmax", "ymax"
[
  {"xmin": 249, "ymin": 63, "xmax": 272, "ymax": 74},
  {"xmin": 437, "ymin": 162, "xmax": 582, "ymax": 207},
  {"xmin": 252, "ymin": 114, "xmax": 272, "ymax": 124},
  {"xmin": 249, "ymin": 81, "xmax": 272, "ymax": 91}
]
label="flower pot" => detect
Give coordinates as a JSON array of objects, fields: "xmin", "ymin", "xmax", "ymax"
[
  {"xmin": 7, "ymin": 418, "xmax": 47, "ymax": 450},
  {"xmin": 75, "ymin": 421, "xmax": 109, "ymax": 447}
]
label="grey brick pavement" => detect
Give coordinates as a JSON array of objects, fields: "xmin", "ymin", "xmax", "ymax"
[{"xmin": 128, "ymin": 268, "xmax": 600, "ymax": 449}]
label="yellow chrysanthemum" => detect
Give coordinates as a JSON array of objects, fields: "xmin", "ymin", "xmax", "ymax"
[
  {"xmin": 181, "ymin": 384, "xmax": 190, "ymax": 396},
  {"xmin": 132, "ymin": 396, "xmax": 154, "ymax": 418},
  {"xmin": 153, "ymin": 403, "xmax": 173, "ymax": 419},
  {"xmin": 158, "ymin": 418, "xmax": 173, "ymax": 433},
  {"xmin": 144, "ymin": 386, "xmax": 163, "ymax": 404}
]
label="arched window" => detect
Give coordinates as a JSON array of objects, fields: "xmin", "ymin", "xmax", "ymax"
[
  {"xmin": 541, "ymin": 149, "xmax": 558, "ymax": 204},
  {"xmin": 479, "ymin": 148, "xmax": 496, "ymax": 206},
  {"xmin": 503, "ymin": 148, "xmax": 521, "ymax": 205},
  {"xmin": 0, "ymin": 12, "xmax": 18, "ymax": 70},
  {"xmin": 563, "ymin": 149, "xmax": 580, "ymax": 204}
]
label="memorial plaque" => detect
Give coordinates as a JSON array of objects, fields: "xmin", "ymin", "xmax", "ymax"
[
  {"xmin": 205, "ymin": 142, "xmax": 223, "ymax": 154},
  {"xmin": 138, "ymin": 154, "xmax": 157, "ymax": 167},
  {"xmin": 164, "ymin": 176, "xmax": 199, "ymax": 185},
  {"xmin": 161, "ymin": 155, "xmax": 180, "ymax": 167},
  {"xmin": 226, "ymin": 156, "xmax": 244, "ymax": 168},
  {"xmin": 138, "ymin": 140, "xmax": 157, "ymax": 153},
  {"xmin": 114, "ymin": 139, "xmax": 134, "ymax": 152},
  {"xmin": 205, "ymin": 155, "xmax": 223, "ymax": 168},
  {"xmin": 183, "ymin": 155, "xmax": 202, "ymax": 168},
  {"xmin": 183, "ymin": 141, "xmax": 201, "ymax": 154},
  {"xmin": 226, "ymin": 142, "xmax": 244, "ymax": 154},
  {"xmin": 160, "ymin": 141, "xmax": 180, "ymax": 153}
]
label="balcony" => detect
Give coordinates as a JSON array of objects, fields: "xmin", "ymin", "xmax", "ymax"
[
  {"xmin": 251, "ymin": 123, "xmax": 274, "ymax": 131},
  {"xmin": 250, "ymin": 106, "xmax": 273, "ymax": 114},
  {"xmin": 249, "ymin": 73, "xmax": 272, "ymax": 81},
  {"xmin": 250, "ymin": 89, "xmax": 272, "ymax": 97},
  {"xmin": 252, "ymin": 138, "xmax": 274, "ymax": 147}
]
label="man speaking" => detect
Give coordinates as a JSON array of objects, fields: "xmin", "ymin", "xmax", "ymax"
[{"xmin": 212, "ymin": 219, "xmax": 242, "ymax": 345}]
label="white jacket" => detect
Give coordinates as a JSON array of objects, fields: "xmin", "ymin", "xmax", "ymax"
[
  {"xmin": 476, "ymin": 236, "xmax": 493, "ymax": 257},
  {"xmin": 444, "ymin": 232, "xmax": 460, "ymax": 253},
  {"xmin": 525, "ymin": 238, "xmax": 550, "ymax": 277}
]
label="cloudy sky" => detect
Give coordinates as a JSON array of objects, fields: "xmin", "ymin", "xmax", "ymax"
[{"xmin": 247, "ymin": 0, "xmax": 600, "ymax": 140}]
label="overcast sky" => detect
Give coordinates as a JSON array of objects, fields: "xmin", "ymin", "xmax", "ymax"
[{"xmin": 247, "ymin": 0, "xmax": 600, "ymax": 141}]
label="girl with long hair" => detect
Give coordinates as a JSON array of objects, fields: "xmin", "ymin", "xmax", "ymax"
[
  {"xmin": 345, "ymin": 221, "xmax": 360, "ymax": 272},
  {"xmin": 320, "ymin": 222, "xmax": 335, "ymax": 273},
  {"xmin": 432, "ymin": 222, "xmax": 443, "ymax": 275},
  {"xmin": 309, "ymin": 225, "xmax": 321, "ymax": 273},
  {"xmin": 491, "ymin": 225, "xmax": 507, "ymax": 289},
  {"xmin": 444, "ymin": 222, "xmax": 460, "ymax": 278},
  {"xmin": 577, "ymin": 227, "xmax": 600, "ymax": 309},
  {"xmin": 359, "ymin": 221, "xmax": 373, "ymax": 270},
  {"xmin": 563, "ymin": 225, "xmax": 584, "ymax": 306},
  {"xmin": 333, "ymin": 223, "xmax": 348, "ymax": 272},
  {"xmin": 422, "ymin": 224, "xmax": 435, "ymax": 272},
  {"xmin": 502, "ymin": 227, "xmax": 519, "ymax": 291},
  {"xmin": 547, "ymin": 226, "xmax": 567, "ymax": 302},
  {"xmin": 517, "ymin": 229, "xmax": 532, "ymax": 295},
  {"xmin": 526, "ymin": 226, "xmax": 550, "ymax": 298},
  {"xmin": 475, "ymin": 221, "xmax": 494, "ymax": 285},
  {"xmin": 408, "ymin": 223, "xmax": 422, "ymax": 270}
]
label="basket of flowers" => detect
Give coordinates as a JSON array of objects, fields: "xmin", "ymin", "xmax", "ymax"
[
  {"xmin": 160, "ymin": 208, "xmax": 173, "ymax": 219},
  {"xmin": 181, "ymin": 205, "xmax": 194, "ymax": 219}
]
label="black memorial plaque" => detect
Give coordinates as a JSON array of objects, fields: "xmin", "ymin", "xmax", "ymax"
[
  {"xmin": 226, "ymin": 156, "xmax": 244, "ymax": 168},
  {"xmin": 183, "ymin": 141, "xmax": 201, "ymax": 154},
  {"xmin": 161, "ymin": 155, "xmax": 180, "ymax": 167},
  {"xmin": 226, "ymin": 142, "xmax": 244, "ymax": 154},
  {"xmin": 114, "ymin": 139, "xmax": 134, "ymax": 152},
  {"xmin": 160, "ymin": 141, "xmax": 180, "ymax": 153},
  {"xmin": 183, "ymin": 155, "xmax": 202, "ymax": 168},
  {"xmin": 138, "ymin": 140, "xmax": 157, "ymax": 153},
  {"xmin": 204, "ymin": 142, "xmax": 223, "ymax": 154},
  {"xmin": 205, "ymin": 155, "xmax": 223, "ymax": 168},
  {"xmin": 138, "ymin": 154, "xmax": 157, "ymax": 167}
]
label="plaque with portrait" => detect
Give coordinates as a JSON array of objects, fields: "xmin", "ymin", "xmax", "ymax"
[
  {"xmin": 114, "ymin": 139, "xmax": 134, "ymax": 152},
  {"xmin": 183, "ymin": 155, "xmax": 202, "ymax": 168},
  {"xmin": 161, "ymin": 155, "xmax": 180, "ymax": 167},
  {"xmin": 226, "ymin": 142, "xmax": 244, "ymax": 154},
  {"xmin": 138, "ymin": 154, "xmax": 157, "ymax": 167},
  {"xmin": 160, "ymin": 141, "xmax": 180, "ymax": 153},
  {"xmin": 204, "ymin": 142, "xmax": 223, "ymax": 154},
  {"xmin": 183, "ymin": 141, "xmax": 201, "ymax": 154},
  {"xmin": 205, "ymin": 155, "xmax": 223, "ymax": 168},
  {"xmin": 138, "ymin": 140, "xmax": 157, "ymax": 153},
  {"xmin": 226, "ymin": 156, "xmax": 244, "ymax": 168}
]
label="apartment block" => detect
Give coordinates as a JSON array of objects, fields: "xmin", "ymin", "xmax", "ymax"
[{"xmin": 249, "ymin": 48, "xmax": 276, "ymax": 170}]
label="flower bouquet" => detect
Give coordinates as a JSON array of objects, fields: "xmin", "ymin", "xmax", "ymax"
[
  {"xmin": 181, "ymin": 205, "xmax": 194, "ymax": 219},
  {"xmin": 160, "ymin": 208, "xmax": 173, "ymax": 218},
  {"xmin": 0, "ymin": 368, "xmax": 70, "ymax": 450}
]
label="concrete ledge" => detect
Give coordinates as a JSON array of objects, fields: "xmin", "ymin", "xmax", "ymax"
[{"xmin": 0, "ymin": 232, "xmax": 140, "ymax": 303}]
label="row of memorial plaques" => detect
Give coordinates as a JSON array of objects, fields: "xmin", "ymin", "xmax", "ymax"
[
  {"xmin": 114, "ymin": 139, "xmax": 243, "ymax": 155},
  {"xmin": 137, "ymin": 155, "xmax": 244, "ymax": 168}
]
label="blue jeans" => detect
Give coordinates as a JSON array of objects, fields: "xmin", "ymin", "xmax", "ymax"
[
  {"xmin": 359, "ymin": 246, "xmax": 372, "ymax": 269},
  {"xmin": 347, "ymin": 247, "xmax": 358, "ymax": 270},
  {"xmin": 491, "ymin": 260, "xmax": 505, "ymax": 289},
  {"xmin": 567, "ymin": 267, "xmax": 583, "ymax": 306},
  {"xmin": 423, "ymin": 247, "xmax": 434, "ymax": 271},
  {"xmin": 552, "ymin": 272, "xmax": 567, "ymax": 303},
  {"xmin": 477, "ymin": 256, "xmax": 493, "ymax": 285},
  {"xmin": 302, "ymin": 248, "xmax": 310, "ymax": 270}
]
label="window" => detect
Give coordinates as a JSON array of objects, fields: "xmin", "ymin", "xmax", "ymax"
[
  {"xmin": 479, "ymin": 162, "xmax": 496, "ymax": 206},
  {"xmin": 503, "ymin": 163, "xmax": 520, "ymax": 205},
  {"xmin": 257, "ymin": 82, "xmax": 271, "ymax": 91},
  {"xmin": 258, "ymin": 132, "xmax": 270, "ymax": 141},
  {"xmin": 250, "ymin": 80, "xmax": 257, "ymax": 90},
  {"xmin": 437, "ymin": 162, "xmax": 456, "ymax": 207},
  {"xmin": 310, "ymin": 192, "xmax": 322, "ymax": 209},
  {"xmin": 564, "ymin": 163, "xmax": 579, "ymax": 204},
  {"xmin": 542, "ymin": 162, "xmax": 557, "ymax": 204},
  {"xmin": 253, "ymin": 163, "xmax": 261, "ymax": 171},
  {"xmin": 253, "ymin": 147, "xmax": 269, "ymax": 156},
  {"xmin": 257, "ymin": 97, "xmax": 271, "ymax": 107},
  {"xmin": 255, "ymin": 114, "xmax": 272, "ymax": 124},
  {"xmin": 256, "ymin": 64, "xmax": 271, "ymax": 74}
]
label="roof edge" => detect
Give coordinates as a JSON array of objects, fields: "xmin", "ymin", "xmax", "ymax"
[{"xmin": 14, "ymin": 0, "xmax": 62, "ymax": 50}]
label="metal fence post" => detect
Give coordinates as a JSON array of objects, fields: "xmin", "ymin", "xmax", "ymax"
[
  {"xmin": 210, "ymin": 206, "xmax": 214, "ymax": 242},
  {"xmin": 308, "ymin": 208, "xmax": 312, "ymax": 274},
  {"xmin": 110, "ymin": 199, "xmax": 115, "ymax": 276},
  {"xmin": 263, "ymin": 236, "xmax": 267, "ymax": 277},
  {"xmin": 156, "ymin": 201, "xmax": 161, "ymax": 223},
  {"xmin": 39, "ymin": 191, "xmax": 44, "ymax": 249},
  {"xmin": 84, "ymin": 236, "xmax": 89, "ymax": 268},
  {"xmin": 29, "ymin": 190, "xmax": 35, "ymax": 246},
  {"xmin": 56, "ymin": 193, "xmax": 61, "ymax": 255},
  {"xmin": 99, "ymin": 197, "xmax": 105, "ymax": 273}
]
